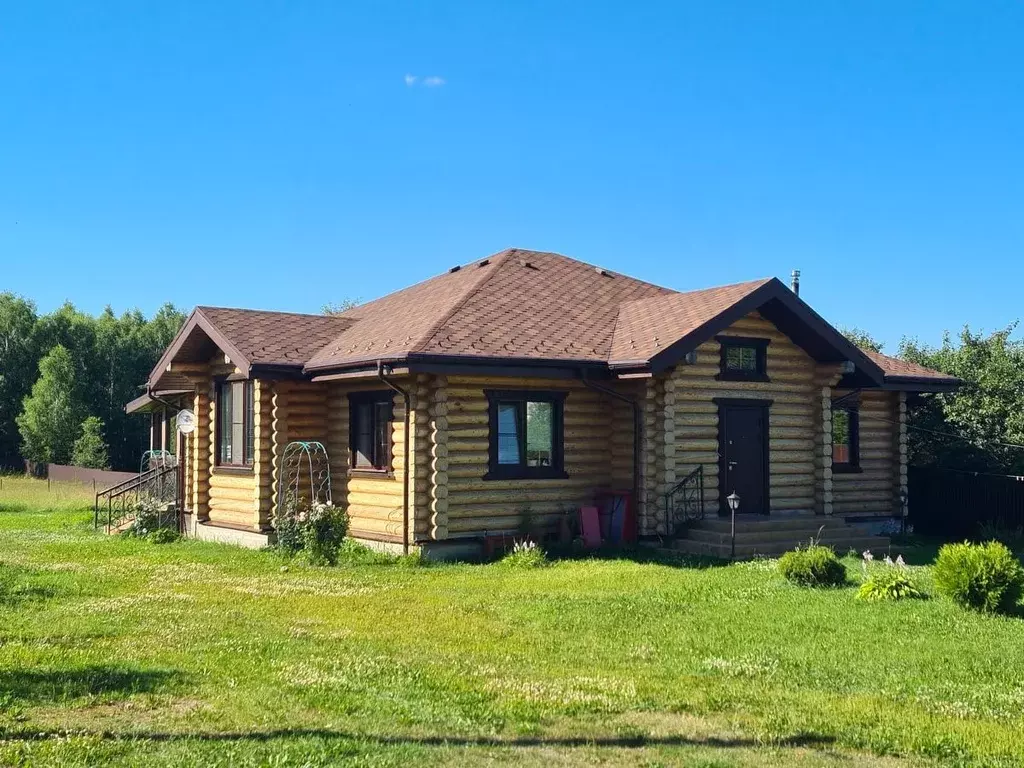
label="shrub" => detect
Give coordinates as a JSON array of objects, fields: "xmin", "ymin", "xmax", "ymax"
[
  {"xmin": 147, "ymin": 527, "xmax": 180, "ymax": 545},
  {"xmin": 857, "ymin": 568, "xmax": 924, "ymax": 602},
  {"xmin": 501, "ymin": 540, "xmax": 548, "ymax": 569},
  {"xmin": 126, "ymin": 497, "xmax": 176, "ymax": 537},
  {"xmin": 933, "ymin": 541, "xmax": 1024, "ymax": 614},
  {"xmin": 977, "ymin": 522, "xmax": 1024, "ymax": 553},
  {"xmin": 778, "ymin": 544, "xmax": 846, "ymax": 587},
  {"xmin": 272, "ymin": 496, "xmax": 349, "ymax": 565},
  {"xmin": 272, "ymin": 495, "xmax": 306, "ymax": 556},
  {"xmin": 302, "ymin": 502, "xmax": 349, "ymax": 566}
]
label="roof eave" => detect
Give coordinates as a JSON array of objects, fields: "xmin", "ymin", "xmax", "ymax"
[
  {"xmin": 881, "ymin": 376, "xmax": 963, "ymax": 393},
  {"xmin": 305, "ymin": 353, "xmax": 614, "ymax": 381}
]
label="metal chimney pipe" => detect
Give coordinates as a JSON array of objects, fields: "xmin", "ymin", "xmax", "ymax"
[{"xmin": 791, "ymin": 269, "xmax": 801, "ymax": 296}]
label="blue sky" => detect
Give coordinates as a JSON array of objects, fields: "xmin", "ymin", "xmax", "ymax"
[{"xmin": 2, "ymin": 1, "xmax": 1022, "ymax": 350}]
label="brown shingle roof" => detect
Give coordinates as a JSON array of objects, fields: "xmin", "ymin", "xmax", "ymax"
[
  {"xmin": 863, "ymin": 350, "xmax": 958, "ymax": 383},
  {"xmin": 147, "ymin": 248, "xmax": 957, "ymax": 394},
  {"xmin": 197, "ymin": 307, "xmax": 354, "ymax": 368},
  {"xmin": 610, "ymin": 279, "xmax": 773, "ymax": 364},
  {"xmin": 305, "ymin": 248, "xmax": 673, "ymax": 369}
]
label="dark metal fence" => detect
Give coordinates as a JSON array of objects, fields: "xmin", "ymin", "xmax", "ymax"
[{"xmin": 910, "ymin": 466, "xmax": 1024, "ymax": 538}]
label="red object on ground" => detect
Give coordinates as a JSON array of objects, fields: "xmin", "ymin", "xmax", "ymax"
[{"xmin": 579, "ymin": 506, "xmax": 602, "ymax": 549}]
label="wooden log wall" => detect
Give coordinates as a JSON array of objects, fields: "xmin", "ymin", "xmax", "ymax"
[
  {"xmin": 205, "ymin": 359, "xmax": 253, "ymax": 529},
  {"xmin": 814, "ymin": 364, "xmax": 845, "ymax": 515},
  {"xmin": 639, "ymin": 379, "xmax": 663, "ymax": 535},
  {"xmin": 666, "ymin": 311, "xmax": 818, "ymax": 516},
  {"xmin": 441, "ymin": 375, "xmax": 622, "ymax": 537},
  {"xmin": 191, "ymin": 378, "xmax": 210, "ymax": 520},
  {"xmin": 831, "ymin": 389, "xmax": 899, "ymax": 515},
  {"xmin": 897, "ymin": 392, "xmax": 908, "ymax": 517},
  {"xmin": 609, "ymin": 387, "xmax": 637, "ymax": 493},
  {"xmin": 252, "ymin": 379, "xmax": 273, "ymax": 529},
  {"xmin": 323, "ymin": 381, "xmax": 413, "ymax": 543}
]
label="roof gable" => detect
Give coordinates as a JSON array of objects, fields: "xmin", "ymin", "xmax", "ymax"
[
  {"xmin": 613, "ymin": 277, "xmax": 887, "ymax": 383},
  {"xmin": 146, "ymin": 306, "xmax": 352, "ymax": 387}
]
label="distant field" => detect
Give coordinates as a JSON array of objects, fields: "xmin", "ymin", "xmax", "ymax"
[{"xmin": 0, "ymin": 480, "xmax": 1022, "ymax": 766}]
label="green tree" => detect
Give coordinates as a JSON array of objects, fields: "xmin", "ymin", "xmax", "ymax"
[
  {"xmin": 899, "ymin": 325, "xmax": 1024, "ymax": 473},
  {"xmin": 841, "ymin": 327, "xmax": 885, "ymax": 353},
  {"xmin": 72, "ymin": 416, "xmax": 110, "ymax": 469},
  {"xmin": 322, "ymin": 298, "xmax": 361, "ymax": 315},
  {"xmin": 0, "ymin": 294, "xmax": 39, "ymax": 468},
  {"xmin": 16, "ymin": 345, "xmax": 87, "ymax": 465}
]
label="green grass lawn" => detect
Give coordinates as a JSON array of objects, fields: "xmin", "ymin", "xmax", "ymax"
[{"xmin": 1, "ymin": 478, "xmax": 1023, "ymax": 767}]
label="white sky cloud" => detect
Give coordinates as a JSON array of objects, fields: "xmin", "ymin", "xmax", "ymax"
[
  {"xmin": 404, "ymin": 74, "xmax": 418, "ymax": 86},
  {"xmin": 423, "ymin": 76, "xmax": 445, "ymax": 87}
]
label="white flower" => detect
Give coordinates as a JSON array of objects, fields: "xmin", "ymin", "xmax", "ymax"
[
  {"xmin": 862, "ymin": 550, "xmax": 874, "ymax": 562},
  {"xmin": 896, "ymin": 555, "xmax": 907, "ymax": 568},
  {"xmin": 884, "ymin": 555, "xmax": 894, "ymax": 566}
]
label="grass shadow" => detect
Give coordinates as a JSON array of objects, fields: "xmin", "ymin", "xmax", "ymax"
[
  {"xmin": 0, "ymin": 726, "xmax": 836, "ymax": 751},
  {"xmin": 545, "ymin": 544, "xmax": 731, "ymax": 570},
  {"xmin": 0, "ymin": 665, "xmax": 182, "ymax": 704}
]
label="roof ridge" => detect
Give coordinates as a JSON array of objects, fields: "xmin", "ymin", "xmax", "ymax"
[
  {"xmin": 618, "ymin": 277, "xmax": 774, "ymax": 308},
  {"xmin": 508, "ymin": 248, "xmax": 672, "ymax": 291},
  {"xmin": 408, "ymin": 249, "xmax": 517, "ymax": 354},
  {"xmin": 197, "ymin": 305, "xmax": 349, "ymax": 321}
]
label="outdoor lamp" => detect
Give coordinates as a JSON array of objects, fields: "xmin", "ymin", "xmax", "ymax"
[
  {"xmin": 726, "ymin": 492, "xmax": 740, "ymax": 560},
  {"xmin": 899, "ymin": 489, "xmax": 909, "ymax": 535}
]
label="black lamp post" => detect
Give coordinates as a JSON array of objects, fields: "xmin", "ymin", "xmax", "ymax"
[
  {"xmin": 727, "ymin": 492, "xmax": 740, "ymax": 560},
  {"xmin": 899, "ymin": 489, "xmax": 908, "ymax": 536}
]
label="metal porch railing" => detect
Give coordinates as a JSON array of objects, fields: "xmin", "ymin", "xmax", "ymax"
[
  {"xmin": 94, "ymin": 461, "xmax": 180, "ymax": 534},
  {"xmin": 664, "ymin": 465, "xmax": 705, "ymax": 537}
]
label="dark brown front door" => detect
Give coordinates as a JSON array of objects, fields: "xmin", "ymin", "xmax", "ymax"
[{"xmin": 717, "ymin": 399, "xmax": 771, "ymax": 515}]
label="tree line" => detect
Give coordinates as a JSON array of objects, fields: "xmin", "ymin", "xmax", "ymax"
[
  {"xmin": 0, "ymin": 294, "xmax": 186, "ymax": 472},
  {"xmin": 1, "ymin": 289, "xmax": 1021, "ymax": 477},
  {"xmin": 844, "ymin": 325, "xmax": 1024, "ymax": 475}
]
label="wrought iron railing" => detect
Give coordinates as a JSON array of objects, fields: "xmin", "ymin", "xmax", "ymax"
[
  {"xmin": 94, "ymin": 460, "xmax": 180, "ymax": 533},
  {"xmin": 664, "ymin": 465, "xmax": 705, "ymax": 537}
]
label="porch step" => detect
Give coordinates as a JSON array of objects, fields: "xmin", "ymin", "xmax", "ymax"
[
  {"xmin": 685, "ymin": 522, "xmax": 857, "ymax": 546},
  {"xmin": 671, "ymin": 535, "xmax": 891, "ymax": 560},
  {"xmin": 688, "ymin": 516, "xmax": 835, "ymax": 533}
]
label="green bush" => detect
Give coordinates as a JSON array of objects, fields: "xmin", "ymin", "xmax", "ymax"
[
  {"xmin": 147, "ymin": 527, "xmax": 180, "ymax": 545},
  {"xmin": 933, "ymin": 541, "xmax": 1024, "ymax": 614},
  {"xmin": 302, "ymin": 502, "xmax": 349, "ymax": 566},
  {"xmin": 857, "ymin": 568, "xmax": 924, "ymax": 602},
  {"xmin": 778, "ymin": 545, "xmax": 847, "ymax": 587},
  {"xmin": 500, "ymin": 540, "xmax": 548, "ymax": 569},
  {"xmin": 273, "ymin": 497, "xmax": 349, "ymax": 566}
]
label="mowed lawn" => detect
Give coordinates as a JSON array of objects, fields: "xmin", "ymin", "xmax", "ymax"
[{"xmin": 1, "ymin": 479, "xmax": 1023, "ymax": 767}]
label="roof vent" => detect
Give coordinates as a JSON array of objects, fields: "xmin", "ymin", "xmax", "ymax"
[
  {"xmin": 449, "ymin": 265, "xmax": 462, "ymax": 273},
  {"xmin": 478, "ymin": 259, "xmax": 490, "ymax": 267},
  {"xmin": 595, "ymin": 267, "xmax": 611, "ymax": 277},
  {"xmin": 518, "ymin": 258, "xmax": 537, "ymax": 269}
]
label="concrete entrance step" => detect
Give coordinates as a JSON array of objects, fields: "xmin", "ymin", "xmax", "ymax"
[
  {"xmin": 685, "ymin": 524, "xmax": 863, "ymax": 546},
  {"xmin": 688, "ymin": 516, "xmax": 836, "ymax": 533}
]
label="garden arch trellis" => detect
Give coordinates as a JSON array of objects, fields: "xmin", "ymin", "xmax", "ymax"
[{"xmin": 274, "ymin": 441, "xmax": 333, "ymax": 520}]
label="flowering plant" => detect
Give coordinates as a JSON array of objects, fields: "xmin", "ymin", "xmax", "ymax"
[
  {"xmin": 857, "ymin": 549, "xmax": 922, "ymax": 601},
  {"xmin": 273, "ymin": 495, "xmax": 349, "ymax": 565}
]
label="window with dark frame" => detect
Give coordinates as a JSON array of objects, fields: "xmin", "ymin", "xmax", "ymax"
[
  {"xmin": 717, "ymin": 336, "xmax": 770, "ymax": 382},
  {"xmin": 349, "ymin": 391, "xmax": 393, "ymax": 472},
  {"xmin": 216, "ymin": 379, "xmax": 254, "ymax": 467},
  {"xmin": 485, "ymin": 390, "xmax": 567, "ymax": 480},
  {"xmin": 831, "ymin": 405, "xmax": 861, "ymax": 471}
]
